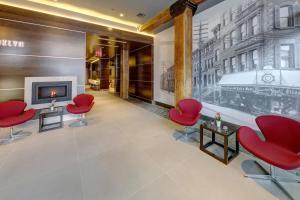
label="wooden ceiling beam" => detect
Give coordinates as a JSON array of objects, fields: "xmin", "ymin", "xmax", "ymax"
[
  {"xmin": 139, "ymin": 0, "xmax": 206, "ymax": 33},
  {"xmin": 191, "ymin": 0, "xmax": 206, "ymax": 4},
  {"xmin": 138, "ymin": 7, "xmax": 172, "ymax": 33}
]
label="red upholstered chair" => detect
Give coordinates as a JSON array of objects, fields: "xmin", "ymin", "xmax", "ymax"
[
  {"xmin": 0, "ymin": 101, "xmax": 36, "ymax": 143},
  {"xmin": 169, "ymin": 99, "xmax": 202, "ymax": 140},
  {"xmin": 66, "ymin": 94, "xmax": 94, "ymax": 127},
  {"xmin": 238, "ymin": 115, "xmax": 300, "ymax": 199}
]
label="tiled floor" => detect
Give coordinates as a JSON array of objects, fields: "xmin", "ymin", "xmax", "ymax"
[{"xmin": 0, "ymin": 91, "xmax": 298, "ymax": 200}]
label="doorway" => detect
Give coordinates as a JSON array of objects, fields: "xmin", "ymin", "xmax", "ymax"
[
  {"xmin": 86, "ymin": 33, "xmax": 121, "ymax": 95},
  {"xmin": 85, "ymin": 33, "xmax": 153, "ymax": 103}
]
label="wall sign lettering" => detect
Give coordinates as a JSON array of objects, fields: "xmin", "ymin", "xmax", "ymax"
[{"xmin": 0, "ymin": 39, "xmax": 25, "ymax": 48}]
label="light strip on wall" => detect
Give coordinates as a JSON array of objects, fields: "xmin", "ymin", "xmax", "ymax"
[
  {"xmin": 0, "ymin": 1, "xmax": 154, "ymax": 37},
  {"xmin": 98, "ymin": 37, "xmax": 127, "ymax": 44},
  {"xmin": 98, "ymin": 44, "xmax": 119, "ymax": 48}
]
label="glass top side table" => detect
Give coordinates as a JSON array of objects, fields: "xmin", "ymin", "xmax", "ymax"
[
  {"xmin": 200, "ymin": 120, "xmax": 240, "ymax": 165},
  {"xmin": 39, "ymin": 106, "xmax": 64, "ymax": 133}
]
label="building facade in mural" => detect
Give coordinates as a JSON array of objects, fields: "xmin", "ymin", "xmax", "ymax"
[
  {"xmin": 160, "ymin": 65, "xmax": 175, "ymax": 93},
  {"xmin": 193, "ymin": 0, "xmax": 300, "ymax": 119}
]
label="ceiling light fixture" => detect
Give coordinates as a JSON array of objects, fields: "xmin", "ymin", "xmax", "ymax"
[
  {"xmin": 120, "ymin": 13, "xmax": 124, "ymax": 17},
  {"xmin": 136, "ymin": 13, "xmax": 146, "ymax": 18}
]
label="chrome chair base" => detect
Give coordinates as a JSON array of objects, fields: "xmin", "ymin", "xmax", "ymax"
[
  {"xmin": 0, "ymin": 127, "xmax": 32, "ymax": 145},
  {"xmin": 69, "ymin": 114, "xmax": 88, "ymax": 127},
  {"xmin": 175, "ymin": 127, "xmax": 198, "ymax": 141},
  {"xmin": 245, "ymin": 162, "xmax": 300, "ymax": 200}
]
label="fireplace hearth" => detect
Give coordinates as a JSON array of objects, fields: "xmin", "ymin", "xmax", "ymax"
[{"xmin": 32, "ymin": 81, "xmax": 72, "ymax": 105}]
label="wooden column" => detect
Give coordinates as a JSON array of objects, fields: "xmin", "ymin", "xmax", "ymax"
[
  {"xmin": 174, "ymin": 7, "xmax": 193, "ymax": 105},
  {"xmin": 120, "ymin": 43, "xmax": 129, "ymax": 99}
]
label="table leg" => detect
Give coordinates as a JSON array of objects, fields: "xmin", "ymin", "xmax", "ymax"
[
  {"xmin": 39, "ymin": 115, "xmax": 42, "ymax": 132},
  {"xmin": 224, "ymin": 136, "xmax": 229, "ymax": 165},
  {"xmin": 212, "ymin": 131, "xmax": 215, "ymax": 143},
  {"xmin": 200, "ymin": 125, "xmax": 204, "ymax": 150},
  {"xmin": 60, "ymin": 113, "xmax": 63, "ymax": 128},
  {"xmin": 236, "ymin": 132, "xmax": 239, "ymax": 153}
]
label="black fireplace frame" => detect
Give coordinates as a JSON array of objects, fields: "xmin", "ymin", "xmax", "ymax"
[{"xmin": 32, "ymin": 81, "xmax": 72, "ymax": 105}]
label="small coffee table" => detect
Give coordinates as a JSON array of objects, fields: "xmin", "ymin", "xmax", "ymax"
[
  {"xmin": 200, "ymin": 121, "xmax": 239, "ymax": 165},
  {"xmin": 39, "ymin": 107, "xmax": 64, "ymax": 133}
]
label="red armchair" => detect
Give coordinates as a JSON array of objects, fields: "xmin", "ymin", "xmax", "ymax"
[
  {"xmin": 0, "ymin": 101, "xmax": 36, "ymax": 143},
  {"xmin": 238, "ymin": 115, "xmax": 300, "ymax": 199},
  {"xmin": 66, "ymin": 94, "xmax": 94, "ymax": 127},
  {"xmin": 169, "ymin": 99, "xmax": 202, "ymax": 140}
]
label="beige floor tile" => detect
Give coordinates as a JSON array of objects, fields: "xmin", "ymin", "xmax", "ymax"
[
  {"xmin": 167, "ymin": 152, "xmax": 278, "ymax": 200},
  {"xmin": 0, "ymin": 165, "xmax": 83, "ymax": 200},
  {"xmin": 74, "ymin": 123, "xmax": 131, "ymax": 162},
  {"xmin": 79, "ymin": 143, "xmax": 164, "ymax": 200},
  {"xmin": 128, "ymin": 175, "xmax": 193, "ymax": 200},
  {"xmin": 0, "ymin": 91, "xmax": 292, "ymax": 200}
]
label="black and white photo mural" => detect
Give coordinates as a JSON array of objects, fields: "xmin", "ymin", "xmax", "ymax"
[
  {"xmin": 193, "ymin": 0, "xmax": 300, "ymax": 126},
  {"xmin": 154, "ymin": 27, "xmax": 175, "ymax": 106}
]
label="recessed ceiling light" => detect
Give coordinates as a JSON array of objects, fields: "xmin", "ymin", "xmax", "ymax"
[
  {"xmin": 120, "ymin": 13, "xmax": 124, "ymax": 17},
  {"xmin": 136, "ymin": 13, "xmax": 146, "ymax": 18}
]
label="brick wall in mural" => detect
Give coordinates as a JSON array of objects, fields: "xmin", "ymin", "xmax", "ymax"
[{"xmin": 192, "ymin": 0, "xmax": 300, "ymax": 120}]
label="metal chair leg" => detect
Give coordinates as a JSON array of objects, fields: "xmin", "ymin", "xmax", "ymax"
[
  {"xmin": 244, "ymin": 174, "xmax": 272, "ymax": 180},
  {"xmin": 272, "ymin": 177, "xmax": 295, "ymax": 200},
  {"xmin": 0, "ymin": 127, "xmax": 31, "ymax": 144},
  {"xmin": 176, "ymin": 127, "xmax": 198, "ymax": 141},
  {"xmin": 69, "ymin": 114, "xmax": 88, "ymax": 127},
  {"xmin": 244, "ymin": 164, "xmax": 298, "ymax": 200},
  {"xmin": 275, "ymin": 177, "xmax": 300, "ymax": 183}
]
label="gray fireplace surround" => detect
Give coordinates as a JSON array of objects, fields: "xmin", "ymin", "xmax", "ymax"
[
  {"xmin": 31, "ymin": 81, "xmax": 72, "ymax": 105},
  {"xmin": 25, "ymin": 76, "xmax": 78, "ymax": 109}
]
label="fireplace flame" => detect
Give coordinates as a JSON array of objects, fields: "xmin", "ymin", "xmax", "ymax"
[{"xmin": 50, "ymin": 90, "xmax": 57, "ymax": 98}]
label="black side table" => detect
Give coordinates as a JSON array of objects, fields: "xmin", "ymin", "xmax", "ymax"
[
  {"xmin": 39, "ymin": 107, "xmax": 64, "ymax": 133},
  {"xmin": 200, "ymin": 121, "xmax": 239, "ymax": 165}
]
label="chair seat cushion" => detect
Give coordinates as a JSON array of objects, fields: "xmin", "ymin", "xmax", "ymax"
[
  {"xmin": 238, "ymin": 126, "xmax": 300, "ymax": 170},
  {"xmin": 169, "ymin": 108, "xmax": 200, "ymax": 126},
  {"xmin": 0, "ymin": 109, "xmax": 36, "ymax": 128},
  {"xmin": 66, "ymin": 104, "xmax": 93, "ymax": 114}
]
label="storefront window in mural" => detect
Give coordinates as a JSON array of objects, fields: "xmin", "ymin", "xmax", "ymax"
[{"xmin": 193, "ymin": 0, "xmax": 300, "ymax": 120}]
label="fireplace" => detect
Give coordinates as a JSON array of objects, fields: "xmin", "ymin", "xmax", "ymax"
[
  {"xmin": 25, "ymin": 76, "xmax": 77, "ymax": 109},
  {"xmin": 32, "ymin": 81, "xmax": 72, "ymax": 105}
]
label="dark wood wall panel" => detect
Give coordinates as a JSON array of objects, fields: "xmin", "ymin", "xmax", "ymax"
[
  {"xmin": 0, "ymin": 19, "xmax": 85, "ymax": 57},
  {"xmin": 129, "ymin": 45, "xmax": 153, "ymax": 101},
  {"xmin": 129, "ymin": 81, "xmax": 152, "ymax": 100},
  {"xmin": 0, "ymin": 17, "xmax": 85, "ymax": 102},
  {"xmin": 99, "ymin": 59, "xmax": 110, "ymax": 89},
  {"xmin": 129, "ymin": 64, "xmax": 152, "ymax": 82},
  {"xmin": 0, "ymin": 89, "xmax": 24, "ymax": 102},
  {"xmin": 0, "ymin": 56, "xmax": 85, "ymax": 83}
]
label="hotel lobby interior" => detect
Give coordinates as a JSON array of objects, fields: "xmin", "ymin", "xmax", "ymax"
[{"xmin": 0, "ymin": 0, "xmax": 299, "ymax": 200}]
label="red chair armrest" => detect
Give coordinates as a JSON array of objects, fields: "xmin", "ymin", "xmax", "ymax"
[
  {"xmin": 169, "ymin": 108, "xmax": 180, "ymax": 119},
  {"xmin": 238, "ymin": 126, "xmax": 262, "ymax": 143},
  {"xmin": 24, "ymin": 109, "xmax": 36, "ymax": 119}
]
